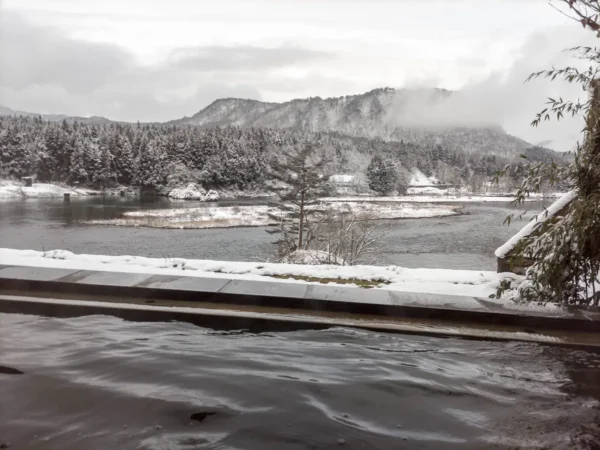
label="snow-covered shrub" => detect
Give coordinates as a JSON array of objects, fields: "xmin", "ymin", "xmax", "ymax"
[{"xmin": 280, "ymin": 250, "xmax": 345, "ymax": 265}]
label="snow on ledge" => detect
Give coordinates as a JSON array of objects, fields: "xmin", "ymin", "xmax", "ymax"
[
  {"xmin": 495, "ymin": 190, "xmax": 577, "ymax": 259},
  {"xmin": 0, "ymin": 248, "xmax": 506, "ymax": 302},
  {"xmin": 0, "ymin": 248, "xmax": 572, "ymax": 314}
]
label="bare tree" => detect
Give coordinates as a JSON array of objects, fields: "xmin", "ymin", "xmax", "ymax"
[{"xmin": 308, "ymin": 204, "xmax": 391, "ymax": 265}]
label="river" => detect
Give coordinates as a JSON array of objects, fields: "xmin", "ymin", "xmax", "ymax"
[{"xmin": 0, "ymin": 196, "xmax": 553, "ymax": 270}]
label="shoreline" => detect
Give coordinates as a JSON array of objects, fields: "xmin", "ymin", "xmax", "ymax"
[{"xmin": 0, "ymin": 180, "xmax": 564, "ymax": 202}]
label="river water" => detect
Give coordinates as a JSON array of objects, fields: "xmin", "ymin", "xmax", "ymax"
[
  {"xmin": 0, "ymin": 196, "xmax": 553, "ymax": 269},
  {"xmin": 3, "ymin": 197, "xmax": 600, "ymax": 449}
]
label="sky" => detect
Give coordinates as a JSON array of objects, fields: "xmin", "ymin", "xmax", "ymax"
[{"xmin": 0, "ymin": 0, "xmax": 595, "ymax": 149}]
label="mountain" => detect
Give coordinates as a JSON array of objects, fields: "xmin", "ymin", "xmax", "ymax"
[
  {"xmin": 0, "ymin": 105, "xmax": 27, "ymax": 116},
  {"xmin": 1, "ymin": 87, "xmax": 537, "ymax": 157},
  {"xmin": 0, "ymin": 104, "xmax": 113, "ymax": 125},
  {"xmin": 173, "ymin": 88, "xmax": 530, "ymax": 157}
]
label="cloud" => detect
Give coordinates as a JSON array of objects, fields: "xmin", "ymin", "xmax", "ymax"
[
  {"xmin": 0, "ymin": 83, "xmax": 262, "ymax": 122},
  {"xmin": 387, "ymin": 26, "xmax": 594, "ymax": 151},
  {"xmin": 0, "ymin": 10, "xmax": 328, "ymax": 121},
  {"xmin": 1, "ymin": 12, "xmax": 132, "ymax": 95},
  {"xmin": 170, "ymin": 45, "xmax": 333, "ymax": 71}
]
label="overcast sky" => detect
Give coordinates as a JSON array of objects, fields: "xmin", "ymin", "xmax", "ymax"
[{"xmin": 0, "ymin": 0, "xmax": 594, "ymax": 149}]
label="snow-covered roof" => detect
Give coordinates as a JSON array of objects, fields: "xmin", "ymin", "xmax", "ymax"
[
  {"xmin": 409, "ymin": 168, "xmax": 439, "ymax": 186},
  {"xmin": 494, "ymin": 190, "xmax": 577, "ymax": 259},
  {"xmin": 330, "ymin": 174, "xmax": 354, "ymax": 183}
]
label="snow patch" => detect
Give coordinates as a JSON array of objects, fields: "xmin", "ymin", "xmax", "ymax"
[
  {"xmin": 168, "ymin": 183, "xmax": 219, "ymax": 201},
  {"xmin": 0, "ymin": 182, "xmax": 76, "ymax": 198},
  {"xmin": 321, "ymin": 194, "xmax": 562, "ymax": 203},
  {"xmin": 0, "ymin": 181, "xmax": 104, "ymax": 198},
  {"xmin": 406, "ymin": 187, "xmax": 449, "ymax": 195},
  {"xmin": 280, "ymin": 250, "xmax": 346, "ymax": 265},
  {"xmin": 87, "ymin": 202, "xmax": 460, "ymax": 229},
  {"xmin": 409, "ymin": 168, "xmax": 439, "ymax": 186},
  {"xmin": 330, "ymin": 174, "xmax": 355, "ymax": 184}
]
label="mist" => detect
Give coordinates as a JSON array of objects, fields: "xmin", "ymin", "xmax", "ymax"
[{"xmin": 388, "ymin": 26, "xmax": 594, "ymax": 151}]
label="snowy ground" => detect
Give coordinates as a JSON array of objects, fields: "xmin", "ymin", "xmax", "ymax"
[
  {"xmin": 86, "ymin": 202, "xmax": 461, "ymax": 229},
  {"xmin": 0, "ymin": 181, "xmax": 99, "ymax": 198}
]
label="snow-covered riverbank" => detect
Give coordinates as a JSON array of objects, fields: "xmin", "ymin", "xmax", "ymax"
[
  {"xmin": 0, "ymin": 181, "xmax": 99, "ymax": 198},
  {"xmin": 0, "ymin": 179, "xmax": 565, "ymax": 203},
  {"xmin": 86, "ymin": 202, "xmax": 462, "ymax": 229}
]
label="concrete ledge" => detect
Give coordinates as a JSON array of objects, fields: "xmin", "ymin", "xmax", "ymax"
[
  {"xmin": 1, "ymin": 265, "xmax": 600, "ymax": 333},
  {"xmin": 0, "ymin": 294, "xmax": 332, "ymax": 334}
]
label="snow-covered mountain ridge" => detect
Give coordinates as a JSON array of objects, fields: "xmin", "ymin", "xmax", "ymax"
[
  {"xmin": 172, "ymin": 88, "xmax": 530, "ymax": 156},
  {"xmin": 2, "ymin": 87, "xmax": 538, "ymax": 157}
]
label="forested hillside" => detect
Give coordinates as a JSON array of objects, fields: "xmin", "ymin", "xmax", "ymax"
[
  {"xmin": 174, "ymin": 88, "xmax": 531, "ymax": 156},
  {"xmin": 0, "ymin": 115, "xmax": 556, "ymax": 193}
]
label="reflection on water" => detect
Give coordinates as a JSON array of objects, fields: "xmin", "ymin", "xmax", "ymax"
[
  {"xmin": 0, "ymin": 197, "xmax": 553, "ymax": 269},
  {"xmin": 0, "ymin": 313, "xmax": 598, "ymax": 449}
]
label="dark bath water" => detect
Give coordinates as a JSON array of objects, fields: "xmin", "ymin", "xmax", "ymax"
[
  {"xmin": 1, "ymin": 313, "xmax": 599, "ymax": 449},
  {"xmin": 0, "ymin": 196, "xmax": 552, "ymax": 270}
]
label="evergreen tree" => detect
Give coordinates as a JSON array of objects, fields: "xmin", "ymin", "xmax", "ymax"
[
  {"xmin": 267, "ymin": 142, "xmax": 331, "ymax": 254},
  {"xmin": 92, "ymin": 142, "xmax": 117, "ymax": 189},
  {"xmin": 112, "ymin": 133, "xmax": 135, "ymax": 185},
  {"xmin": 366, "ymin": 154, "xmax": 398, "ymax": 195},
  {"xmin": 396, "ymin": 168, "xmax": 409, "ymax": 195},
  {"xmin": 2, "ymin": 126, "xmax": 33, "ymax": 178},
  {"xmin": 136, "ymin": 137, "xmax": 165, "ymax": 189},
  {"xmin": 39, "ymin": 126, "xmax": 70, "ymax": 181},
  {"xmin": 68, "ymin": 136, "xmax": 90, "ymax": 184}
]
